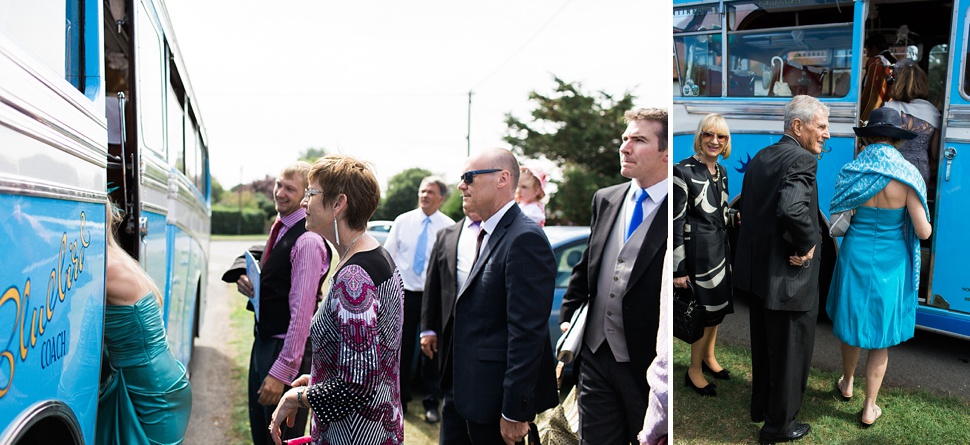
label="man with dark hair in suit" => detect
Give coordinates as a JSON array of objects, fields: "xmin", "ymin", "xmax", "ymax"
[
  {"xmin": 221, "ymin": 162, "xmax": 331, "ymax": 445},
  {"xmin": 436, "ymin": 148, "xmax": 559, "ymax": 445},
  {"xmin": 559, "ymin": 107, "xmax": 669, "ymax": 445},
  {"xmin": 733, "ymin": 95, "xmax": 829, "ymax": 444}
]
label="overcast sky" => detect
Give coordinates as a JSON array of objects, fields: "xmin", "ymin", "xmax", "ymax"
[{"xmin": 164, "ymin": 0, "xmax": 671, "ymax": 191}]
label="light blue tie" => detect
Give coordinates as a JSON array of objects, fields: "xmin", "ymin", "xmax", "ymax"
[
  {"xmin": 626, "ymin": 188, "xmax": 648, "ymax": 241},
  {"xmin": 413, "ymin": 217, "xmax": 431, "ymax": 275}
]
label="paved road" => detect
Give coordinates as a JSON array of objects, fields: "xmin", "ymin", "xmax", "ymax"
[
  {"xmin": 184, "ymin": 239, "xmax": 255, "ymax": 444},
  {"xmin": 715, "ymin": 296, "xmax": 970, "ymax": 400}
]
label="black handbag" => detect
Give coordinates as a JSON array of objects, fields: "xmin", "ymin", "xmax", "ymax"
[{"xmin": 673, "ymin": 282, "xmax": 705, "ymax": 344}]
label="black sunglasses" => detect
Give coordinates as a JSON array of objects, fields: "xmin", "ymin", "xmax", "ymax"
[{"xmin": 460, "ymin": 169, "xmax": 502, "ymax": 184}]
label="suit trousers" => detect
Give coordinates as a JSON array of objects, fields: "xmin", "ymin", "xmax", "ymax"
[
  {"xmin": 248, "ymin": 332, "xmax": 312, "ymax": 445},
  {"xmin": 401, "ymin": 290, "xmax": 441, "ymax": 410},
  {"xmin": 747, "ymin": 289, "xmax": 818, "ymax": 436},
  {"xmin": 440, "ymin": 388, "xmax": 505, "ymax": 445},
  {"xmin": 577, "ymin": 343, "xmax": 647, "ymax": 445}
]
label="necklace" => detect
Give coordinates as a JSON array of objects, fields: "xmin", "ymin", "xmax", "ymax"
[
  {"xmin": 342, "ymin": 232, "xmax": 365, "ymax": 259},
  {"xmin": 693, "ymin": 155, "xmax": 720, "ymax": 182}
]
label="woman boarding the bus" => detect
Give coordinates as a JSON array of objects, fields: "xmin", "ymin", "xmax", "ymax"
[
  {"xmin": 826, "ymin": 107, "xmax": 931, "ymax": 428},
  {"xmin": 97, "ymin": 203, "xmax": 193, "ymax": 444}
]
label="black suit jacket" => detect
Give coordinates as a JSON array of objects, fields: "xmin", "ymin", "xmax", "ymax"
[
  {"xmin": 421, "ymin": 220, "xmax": 461, "ymax": 341},
  {"xmin": 559, "ymin": 183, "xmax": 666, "ymax": 381},
  {"xmin": 440, "ymin": 204, "xmax": 559, "ymax": 423},
  {"xmin": 733, "ymin": 136, "xmax": 821, "ymax": 311}
]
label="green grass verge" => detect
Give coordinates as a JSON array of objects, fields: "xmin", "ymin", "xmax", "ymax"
[
  {"xmin": 672, "ymin": 340, "xmax": 970, "ymax": 444},
  {"xmin": 229, "ymin": 292, "xmax": 256, "ymax": 443}
]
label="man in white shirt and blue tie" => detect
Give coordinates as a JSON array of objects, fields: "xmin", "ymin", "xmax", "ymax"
[
  {"xmin": 559, "ymin": 108, "xmax": 669, "ymax": 444},
  {"xmin": 385, "ymin": 176, "xmax": 455, "ymax": 423}
]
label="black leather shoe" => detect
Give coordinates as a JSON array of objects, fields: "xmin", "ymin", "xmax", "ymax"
[
  {"xmin": 759, "ymin": 422, "xmax": 811, "ymax": 444},
  {"xmin": 684, "ymin": 372, "xmax": 716, "ymax": 396},
  {"xmin": 425, "ymin": 408, "xmax": 440, "ymax": 423},
  {"xmin": 702, "ymin": 361, "xmax": 731, "ymax": 380}
]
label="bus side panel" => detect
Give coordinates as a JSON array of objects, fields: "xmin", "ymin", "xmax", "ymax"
[
  {"xmin": 925, "ymin": 1, "xmax": 970, "ymax": 333},
  {"xmin": 674, "ymin": 130, "xmax": 856, "ymax": 214},
  {"xmin": 0, "ymin": 197, "xmax": 105, "ymax": 445}
]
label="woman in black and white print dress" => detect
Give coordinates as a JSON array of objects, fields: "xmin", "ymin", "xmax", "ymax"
[{"xmin": 673, "ymin": 113, "xmax": 736, "ymax": 397}]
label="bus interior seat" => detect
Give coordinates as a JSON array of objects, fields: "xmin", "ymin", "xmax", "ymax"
[
  {"xmin": 729, "ymin": 70, "xmax": 757, "ymax": 96},
  {"xmin": 769, "ymin": 59, "xmax": 827, "ymax": 97},
  {"xmin": 690, "ymin": 64, "xmax": 722, "ymax": 96}
]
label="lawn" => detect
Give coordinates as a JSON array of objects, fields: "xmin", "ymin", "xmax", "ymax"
[{"xmin": 672, "ymin": 340, "xmax": 970, "ymax": 444}]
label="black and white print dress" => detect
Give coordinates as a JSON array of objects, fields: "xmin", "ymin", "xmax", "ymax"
[{"xmin": 673, "ymin": 156, "xmax": 734, "ymax": 325}]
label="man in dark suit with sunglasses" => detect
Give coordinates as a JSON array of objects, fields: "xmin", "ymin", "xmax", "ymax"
[{"xmin": 436, "ymin": 148, "xmax": 558, "ymax": 445}]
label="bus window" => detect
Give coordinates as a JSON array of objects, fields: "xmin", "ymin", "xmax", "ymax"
[
  {"xmin": 676, "ymin": 0, "xmax": 854, "ymax": 98},
  {"xmin": 674, "ymin": 4, "xmax": 722, "ymax": 97},
  {"xmin": 136, "ymin": 3, "xmax": 165, "ymax": 157},
  {"xmin": 928, "ymin": 44, "xmax": 947, "ymax": 108},
  {"xmin": 0, "ymin": 0, "xmax": 82, "ymax": 87},
  {"xmin": 168, "ymin": 85, "xmax": 185, "ymax": 172}
]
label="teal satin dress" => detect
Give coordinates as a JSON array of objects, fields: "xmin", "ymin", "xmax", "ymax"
[
  {"xmin": 97, "ymin": 293, "xmax": 192, "ymax": 445},
  {"xmin": 827, "ymin": 207, "xmax": 916, "ymax": 349}
]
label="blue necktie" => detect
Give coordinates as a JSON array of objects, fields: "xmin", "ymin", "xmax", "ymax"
[
  {"xmin": 413, "ymin": 217, "xmax": 431, "ymax": 275},
  {"xmin": 626, "ymin": 188, "xmax": 648, "ymax": 241}
]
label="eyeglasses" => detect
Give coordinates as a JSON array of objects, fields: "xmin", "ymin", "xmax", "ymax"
[
  {"xmin": 303, "ymin": 188, "xmax": 323, "ymax": 201},
  {"xmin": 460, "ymin": 169, "xmax": 502, "ymax": 185},
  {"xmin": 701, "ymin": 131, "xmax": 729, "ymax": 142}
]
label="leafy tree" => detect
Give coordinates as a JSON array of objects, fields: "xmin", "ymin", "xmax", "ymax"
[
  {"xmin": 504, "ymin": 77, "xmax": 635, "ymax": 225},
  {"xmin": 373, "ymin": 168, "xmax": 432, "ymax": 221},
  {"xmin": 210, "ymin": 176, "xmax": 225, "ymax": 204},
  {"xmin": 440, "ymin": 187, "xmax": 464, "ymax": 222},
  {"xmin": 298, "ymin": 147, "xmax": 328, "ymax": 163}
]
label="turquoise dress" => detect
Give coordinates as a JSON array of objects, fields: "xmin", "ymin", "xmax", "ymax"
[
  {"xmin": 826, "ymin": 207, "xmax": 916, "ymax": 349},
  {"xmin": 97, "ymin": 293, "xmax": 192, "ymax": 445}
]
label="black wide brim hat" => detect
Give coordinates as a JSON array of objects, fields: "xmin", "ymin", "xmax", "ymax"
[{"xmin": 853, "ymin": 107, "xmax": 918, "ymax": 140}]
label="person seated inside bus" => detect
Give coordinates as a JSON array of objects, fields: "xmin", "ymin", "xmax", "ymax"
[{"xmin": 97, "ymin": 203, "xmax": 192, "ymax": 445}]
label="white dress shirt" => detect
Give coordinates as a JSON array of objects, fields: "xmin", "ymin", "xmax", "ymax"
[
  {"xmin": 456, "ymin": 216, "xmax": 482, "ymax": 292},
  {"xmin": 384, "ymin": 208, "xmax": 455, "ymax": 291}
]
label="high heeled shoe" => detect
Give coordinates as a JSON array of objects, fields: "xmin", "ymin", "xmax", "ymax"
[
  {"xmin": 684, "ymin": 372, "xmax": 716, "ymax": 396},
  {"xmin": 702, "ymin": 361, "xmax": 731, "ymax": 380}
]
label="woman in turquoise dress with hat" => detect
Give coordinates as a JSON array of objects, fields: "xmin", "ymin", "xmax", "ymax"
[{"xmin": 825, "ymin": 107, "xmax": 932, "ymax": 428}]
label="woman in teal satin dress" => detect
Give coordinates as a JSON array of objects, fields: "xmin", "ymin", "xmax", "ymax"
[
  {"xmin": 826, "ymin": 108, "xmax": 932, "ymax": 428},
  {"xmin": 97, "ymin": 205, "xmax": 192, "ymax": 444}
]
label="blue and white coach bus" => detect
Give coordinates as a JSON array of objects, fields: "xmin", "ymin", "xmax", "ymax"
[
  {"xmin": 0, "ymin": 0, "xmax": 210, "ymax": 442},
  {"xmin": 673, "ymin": 0, "xmax": 970, "ymax": 340}
]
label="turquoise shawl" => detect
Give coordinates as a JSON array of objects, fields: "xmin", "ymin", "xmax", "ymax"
[{"xmin": 829, "ymin": 143, "xmax": 929, "ymax": 289}]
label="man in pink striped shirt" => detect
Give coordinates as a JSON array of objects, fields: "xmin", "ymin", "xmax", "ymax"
[{"xmin": 222, "ymin": 161, "xmax": 331, "ymax": 445}]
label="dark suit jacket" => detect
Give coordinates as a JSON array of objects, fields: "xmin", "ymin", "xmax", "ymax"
[
  {"xmin": 559, "ymin": 183, "xmax": 667, "ymax": 381},
  {"xmin": 441, "ymin": 204, "xmax": 559, "ymax": 423},
  {"xmin": 733, "ymin": 136, "xmax": 821, "ymax": 311},
  {"xmin": 421, "ymin": 220, "xmax": 461, "ymax": 340}
]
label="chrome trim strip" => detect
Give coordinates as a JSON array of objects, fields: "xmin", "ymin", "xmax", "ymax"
[
  {"xmin": 677, "ymin": 100, "xmax": 858, "ymax": 121},
  {"xmin": 0, "ymin": 37, "xmax": 108, "ymax": 167},
  {"xmin": 0, "ymin": 175, "xmax": 107, "ymax": 203},
  {"xmin": 143, "ymin": 201, "xmax": 169, "ymax": 215}
]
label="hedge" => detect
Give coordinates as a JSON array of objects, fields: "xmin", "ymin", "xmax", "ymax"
[{"xmin": 212, "ymin": 205, "xmax": 269, "ymax": 235}]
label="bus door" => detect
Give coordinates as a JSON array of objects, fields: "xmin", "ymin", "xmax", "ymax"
[{"xmin": 920, "ymin": 0, "xmax": 970, "ymax": 338}]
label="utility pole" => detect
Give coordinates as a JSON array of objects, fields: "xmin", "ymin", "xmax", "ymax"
[
  {"xmin": 466, "ymin": 90, "xmax": 473, "ymax": 157},
  {"xmin": 237, "ymin": 166, "xmax": 243, "ymax": 235}
]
